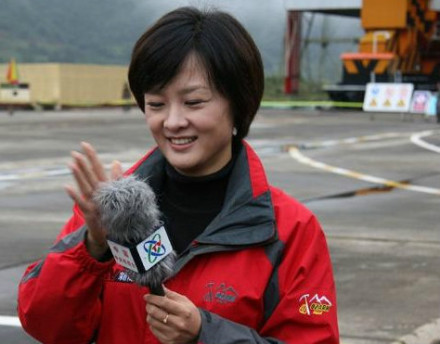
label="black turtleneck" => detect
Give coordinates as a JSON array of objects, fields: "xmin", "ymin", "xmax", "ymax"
[{"xmin": 158, "ymin": 158, "xmax": 234, "ymax": 254}]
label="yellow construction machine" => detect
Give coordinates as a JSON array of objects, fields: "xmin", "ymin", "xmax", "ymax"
[{"xmin": 326, "ymin": 0, "xmax": 440, "ymax": 101}]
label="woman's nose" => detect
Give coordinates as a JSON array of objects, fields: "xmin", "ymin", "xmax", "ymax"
[{"xmin": 164, "ymin": 104, "xmax": 188, "ymax": 130}]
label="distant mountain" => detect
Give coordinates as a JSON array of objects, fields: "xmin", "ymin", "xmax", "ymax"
[
  {"xmin": 0, "ymin": 0, "xmax": 157, "ymax": 65},
  {"xmin": 0, "ymin": 0, "xmax": 287, "ymax": 73}
]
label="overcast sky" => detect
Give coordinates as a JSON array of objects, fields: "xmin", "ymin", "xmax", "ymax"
[
  {"xmin": 138, "ymin": 0, "xmax": 289, "ymax": 74},
  {"xmin": 133, "ymin": 0, "xmax": 361, "ymax": 77},
  {"xmin": 136, "ymin": 0, "xmax": 287, "ymax": 21}
]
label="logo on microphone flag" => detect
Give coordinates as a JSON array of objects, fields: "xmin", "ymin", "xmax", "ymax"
[
  {"xmin": 137, "ymin": 226, "xmax": 173, "ymax": 271},
  {"xmin": 107, "ymin": 226, "xmax": 173, "ymax": 273}
]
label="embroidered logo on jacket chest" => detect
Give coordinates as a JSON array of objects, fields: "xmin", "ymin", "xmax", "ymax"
[{"xmin": 204, "ymin": 282, "xmax": 238, "ymax": 304}]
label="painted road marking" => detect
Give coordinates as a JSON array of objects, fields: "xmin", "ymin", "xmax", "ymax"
[
  {"xmin": 260, "ymin": 100, "xmax": 363, "ymax": 109},
  {"xmin": 410, "ymin": 130, "xmax": 440, "ymax": 154},
  {"xmin": 300, "ymin": 132, "xmax": 409, "ymax": 149},
  {"xmin": 289, "ymin": 147, "xmax": 440, "ymax": 196},
  {"xmin": 0, "ymin": 167, "xmax": 70, "ymax": 182},
  {"xmin": 0, "ymin": 316, "xmax": 21, "ymax": 327},
  {"xmin": 391, "ymin": 317, "xmax": 440, "ymax": 344},
  {"xmin": 0, "ymin": 163, "xmax": 132, "ymax": 182}
]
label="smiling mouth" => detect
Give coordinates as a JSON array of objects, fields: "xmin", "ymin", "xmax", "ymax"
[{"xmin": 169, "ymin": 137, "xmax": 197, "ymax": 145}]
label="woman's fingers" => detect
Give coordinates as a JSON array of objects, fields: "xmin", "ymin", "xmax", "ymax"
[
  {"xmin": 81, "ymin": 142, "xmax": 108, "ymax": 182},
  {"xmin": 111, "ymin": 160, "xmax": 123, "ymax": 180},
  {"xmin": 69, "ymin": 158, "xmax": 94, "ymax": 199},
  {"xmin": 146, "ymin": 303, "xmax": 172, "ymax": 327},
  {"xmin": 64, "ymin": 184, "xmax": 90, "ymax": 213},
  {"xmin": 144, "ymin": 289, "xmax": 202, "ymax": 343},
  {"xmin": 65, "ymin": 142, "xmax": 113, "ymax": 260},
  {"xmin": 146, "ymin": 288, "xmax": 188, "ymax": 317},
  {"xmin": 72, "ymin": 150, "xmax": 100, "ymax": 190},
  {"xmin": 70, "ymin": 142, "xmax": 111, "ymax": 198},
  {"xmin": 146, "ymin": 304, "xmax": 177, "ymax": 344}
]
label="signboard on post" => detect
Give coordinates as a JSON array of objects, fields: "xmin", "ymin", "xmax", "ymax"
[
  {"xmin": 0, "ymin": 58, "xmax": 30, "ymax": 104},
  {"xmin": 409, "ymin": 90, "xmax": 432, "ymax": 114},
  {"xmin": 0, "ymin": 83, "xmax": 30, "ymax": 103},
  {"xmin": 363, "ymin": 83, "xmax": 414, "ymax": 112}
]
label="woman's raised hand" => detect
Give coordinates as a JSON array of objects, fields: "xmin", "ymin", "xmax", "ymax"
[{"xmin": 64, "ymin": 142, "xmax": 123, "ymax": 260}]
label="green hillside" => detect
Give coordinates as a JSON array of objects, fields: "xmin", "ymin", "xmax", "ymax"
[
  {"xmin": 0, "ymin": 0, "xmax": 158, "ymax": 64},
  {"xmin": 0, "ymin": 0, "xmax": 286, "ymax": 75}
]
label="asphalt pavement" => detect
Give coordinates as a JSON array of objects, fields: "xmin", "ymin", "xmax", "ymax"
[{"xmin": 0, "ymin": 107, "xmax": 439, "ymax": 343}]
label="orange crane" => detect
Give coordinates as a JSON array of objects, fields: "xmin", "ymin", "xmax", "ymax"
[{"xmin": 285, "ymin": 0, "xmax": 440, "ymax": 101}]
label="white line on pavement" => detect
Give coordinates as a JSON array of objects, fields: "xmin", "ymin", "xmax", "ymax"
[
  {"xmin": 391, "ymin": 317, "xmax": 440, "ymax": 344},
  {"xmin": 289, "ymin": 147, "xmax": 440, "ymax": 196},
  {"xmin": 410, "ymin": 130, "xmax": 440, "ymax": 153},
  {"xmin": 0, "ymin": 167, "xmax": 70, "ymax": 182},
  {"xmin": 0, "ymin": 163, "xmax": 132, "ymax": 182},
  {"xmin": 300, "ymin": 132, "xmax": 409, "ymax": 149},
  {"xmin": 0, "ymin": 315, "xmax": 21, "ymax": 327}
]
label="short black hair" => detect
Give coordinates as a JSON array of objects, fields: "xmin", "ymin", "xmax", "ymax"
[{"xmin": 128, "ymin": 6, "xmax": 264, "ymax": 140}]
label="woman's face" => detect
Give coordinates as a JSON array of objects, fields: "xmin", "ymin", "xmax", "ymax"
[{"xmin": 144, "ymin": 55, "xmax": 234, "ymax": 177}]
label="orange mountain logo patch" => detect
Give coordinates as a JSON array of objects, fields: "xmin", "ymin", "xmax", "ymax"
[{"xmin": 299, "ymin": 293, "xmax": 332, "ymax": 316}]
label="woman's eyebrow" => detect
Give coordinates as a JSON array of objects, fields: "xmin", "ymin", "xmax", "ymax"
[
  {"xmin": 178, "ymin": 85, "xmax": 210, "ymax": 95},
  {"xmin": 145, "ymin": 85, "xmax": 211, "ymax": 96}
]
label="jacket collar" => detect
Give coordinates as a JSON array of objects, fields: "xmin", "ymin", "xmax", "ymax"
[{"xmin": 134, "ymin": 141, "xmax": 276, "ymax": 247}]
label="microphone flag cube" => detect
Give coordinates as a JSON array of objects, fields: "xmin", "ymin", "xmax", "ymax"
[{"xmin": 107, "ymin": 226, "xmax": 173, "ymax": 273}]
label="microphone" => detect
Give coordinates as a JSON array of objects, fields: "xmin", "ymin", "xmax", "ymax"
[{"xmin": 93, "ymin": 175, "xmax": 176, "ymax": 296}]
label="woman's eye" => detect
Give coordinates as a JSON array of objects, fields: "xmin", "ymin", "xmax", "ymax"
[
  {"xmin": 147, "ymin": 102, "xmax": 164, "ymax": 109},
  {"xmin": 185, "ymin": 100, "xmax": 205, "ymax": 106}
]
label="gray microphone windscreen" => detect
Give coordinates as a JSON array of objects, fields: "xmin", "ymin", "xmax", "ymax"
[{"xmin": 93, "ymin": 175, "xmax": 176, "ymax": 295}]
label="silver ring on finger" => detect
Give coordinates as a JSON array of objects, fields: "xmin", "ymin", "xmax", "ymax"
[{"xmin": 162, "ymin": 313, "xmax": 169, "ymax": 324}]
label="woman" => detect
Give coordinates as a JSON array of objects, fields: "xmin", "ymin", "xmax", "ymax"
[{"xmin": 18, "ymin": 7, "xmax": 339, "ymax": 344}]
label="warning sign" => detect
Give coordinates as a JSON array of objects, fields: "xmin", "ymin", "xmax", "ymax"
[
  {"xmin": 409, "ymin": 91, "xmax": 432, "ymax": 114},
  {"xmin": 363, "ymin": 83, "xmax": 413, "ymax": 112}
]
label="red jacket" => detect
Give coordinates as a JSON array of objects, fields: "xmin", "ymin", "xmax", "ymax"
[{"xmin": 18, "ymin": 141, "xmax": 339, "ymax": 344}]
